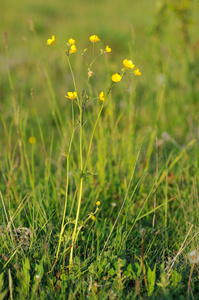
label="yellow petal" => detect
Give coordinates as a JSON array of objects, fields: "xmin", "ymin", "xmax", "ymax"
[
  {"xmin": 111, "ymin": 73, "xmax": 122, "ymax": 82},
  {"xmin": 123, "ymin": 59, "xmax": 135, "ymax": 69},
  {"xmin": 68, "ymin": 38, "xmax": 75, "ymax": 45},
  {"xmin": 105, "ymin": 45, "xmax": 112, "ymax": 53},
  {"xmin": 69, "ymin": 44, "xmax": 77, "ymax": 54},
  {"xmin": 65, "ymin": 91, "xmax": 77, "ymax": 100},
  {"xmin": 89, "ymin": 35, "xmax": 100, "ymax": 42},
  {"xmin": 99, "ymin": 92, "xmax": 105, "ymax": 101},
  {"xmin": 46, "ymin": 35, "xmax": 56, "ymax": 45},
  {"xmin": 134, "ymin": 68, "xmax": 142, "ymax": 76}
]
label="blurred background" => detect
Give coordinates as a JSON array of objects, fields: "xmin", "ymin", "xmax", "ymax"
[{"xmin": 0, "ymin": 0, "xmax": 199, "ymax": 161}]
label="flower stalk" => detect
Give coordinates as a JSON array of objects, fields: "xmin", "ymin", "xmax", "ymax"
[{"xmin": 46, "ymin": 34, "xmax": 142, "ymax": 265}]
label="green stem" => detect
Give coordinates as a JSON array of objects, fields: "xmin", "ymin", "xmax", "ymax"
[
  {"xmin": 69, "ymin": 177, "xmax": 83, "ymax": 264},
  {"xmin": 90, "ymin": 52, "xmax": 103, "ymax": 68},
  {"xmin": 66, "ymin": 56, "xmax": 79, "ymax": 104},
  {"xmin": 83, "ymin": 101, "xmax": 105, "ymax": 173},
  {"xmin": 21, "ymin": 127, "xmax": 34, "ymax": 191},
  {"xmin": 4, "ymin": 32, "xmax": 14, "ymax": 92},
  {"xmin": 56, "ymin": 155, "xmax": 69, "ymax": 259},
  {"xmin": 56, "ymin": 127, "xmax": 76, "ymax": 258},
  {"xmin": 31, "ymin": 143, "xmax": 35, "ymax": 190},
  {"xmin": 69, "ymin": 106, "xmax": 83, "ymax": 265}
]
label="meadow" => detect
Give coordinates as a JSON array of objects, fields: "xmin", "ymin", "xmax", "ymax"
[{"xmin": 0, "ymin": 0, "xmax": 199, "ymax": 298}]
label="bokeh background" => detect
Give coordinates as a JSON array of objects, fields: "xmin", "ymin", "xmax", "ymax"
[{"xmin": 1, "ymin": 0, "xmax": 199, "ymax": 171}]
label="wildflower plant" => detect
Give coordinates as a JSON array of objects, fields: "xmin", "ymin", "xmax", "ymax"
[{"xmin": 46, "ymin": 34, "xmax": 141, "ymax": 265}]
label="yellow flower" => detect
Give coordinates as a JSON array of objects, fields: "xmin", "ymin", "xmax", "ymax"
[
  {"xmin": 89, "ymin": 35, "xmax": 100, "ymax": 43},
  {"xmin": 29, "ymin": 136, "xmax": 36, "ymax": 144},
  {"xmin": 69, "ymin": 44, "xmax": 77, "ymax": 54},
  {"xmin": 65, "ymin": 92, "xmax": 77, "ymax": 100},
  {"xmin": 96, "ymin": 201, "xmax": 101, "ymax": 206},
  {"xmin": 99, "ymin": 92, "xmax": 105, "ymax": 101},
  {"xmin": 111, "ymin": 73, "xmax": 122, "ymax": 82},
  {"xmin": 68, "ymin": 38, "xmax": 75, "ymax": 45},
  {"xmin": 134, "ymin": 68, "xmax": 142, "ymax": 76},
  {"xmin": 91, "ymin": 215, "xmax": 95, "ymax": 221},
  {"xmin": 105, "ymin": 45, "xmax": 112, "ymax": 53},
  {"xmin": 46, "ymin": 35, "xmax": 56, "ymax": 45},
  {"xmin": 123, "ymin": 59, "xmax": 135, "ymax": 69}
]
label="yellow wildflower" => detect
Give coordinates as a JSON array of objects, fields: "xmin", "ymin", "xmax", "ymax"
[
  {"xmin": 46, "ymin": 35, "xmax": 56, "ymax": 45},
  {"xmin": 89, "ymin": 35, "xmax": 100, "ymax": 43},
  {"xmin": 96, "ymin": 201, "xmax": 101, "ymax": 206},
  {"xmin": 134, "ymin": 68, "xmax": 142, "ymax": 76},
  {"xmin": 105, "ymin": 45, "xmax": 112, "ymax": 53},
  {"xmin": 69, "ymin": 44, "xmax": 77, "ymax": 54},
  {"xmin": 91, "ymin": 215, "xmax": 95, "ymax": 221},
  {"xmin": 68, "ymin": 38, "xmax": 75, "ymax": 45},
  {"xmin": 123, "ymin": 59, "xmax": 135, "ymax": 69},
  {"xmin": 65, "ymin": 92, "xmax": 77, "ymax": 100},
  {"xmin": 99, "ymin": 92, "xmax": 105, "ymax": 102},
  {"xmin": 111, "ymin": 73, "xmax": 122, "ymax": 82},
  {"xmin": 29, "ymin": 136, "xmax": 36, "ymax": 144}
]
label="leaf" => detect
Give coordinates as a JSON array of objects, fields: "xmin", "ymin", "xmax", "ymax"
[
  {"xmin": 134, "ymin": 262, "xmax": 142, "ymax": 277},
  {"xmin": 21, "ymin": 257, "xmax": 31, "ymax": 297},
  {"xmin": 127, "ymin": 263, "xmax": 133, "ymax": 272},
  {"xmin": 146, "ymin": 261, "xmax": 156, "ymax": 297},
  {"xmin": 171, "ymin": 270, "xmax": 182, "ymax": 288},
  {"xmin": 0, "ymin": 289, "xmax": 8, "ymax": 300},
  {"xmin": 0, "ymin": 272, "xmax": 8, "ymax": 300},
  {"xmin": 108, "ymin": 268, "xmax": 116, "ymax": 276},
  {"xmin": 31, "ymin": 256, "xmax": 45, "ymax": 298},
  {"xmin": 60, "ymin": 273, "xmax": 67, "ymax": 282},
  {"xmin": 0, "ymin": 273, "xmax": 4, "ymax": 293}
]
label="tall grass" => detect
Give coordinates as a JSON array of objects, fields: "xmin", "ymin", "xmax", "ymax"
[{"xmin": 0, "ymin": 0, "xmax": 199, "ymax": 298}]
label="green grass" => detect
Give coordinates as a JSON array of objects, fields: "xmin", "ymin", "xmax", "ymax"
[{"xmin": 0, "ymin": 0, "xmax": 199, "ymax": 299}]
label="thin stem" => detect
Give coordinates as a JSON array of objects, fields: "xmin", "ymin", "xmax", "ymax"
[
  {"xmin": 4, "ymin": 31, "xmax": 14, "ymax": 91},
  {"xmin": 56, "ymin": 156, "xmax": 69, "ymax": 258},
  {"xmin": 69, "ymin": 106, "xmax": 83, "ymax": 265},
  {"xmin": 141, "ymin": 235, "xmax": 148, "ymax": 290},
  {"xmin": 69, "ymin": 180, "xmax": 83, "ymax": 265},
  {"xmin": 66, "ymin": 55, "xmax": 79, "ymax": 103},
  {"xmin": 187, "ymin": 264, "xmax": 195, "ymax": 299},
  {"xmin": 31, "ymin": 142, "xmax": 35, "ymax": 190},
  {"xmin": 83, "ymin": 101, "xmax": 105, "ymax": 173},
  {"xmin": 56, "ymin": 127, "xmax": 76, "ymax": 258},
  {"xmin": 92, "ymin": 43, "xmax": 95, "ymax": 61},
  {"xmin": 90, "ymin": 52, "xmax": 103, "ymax": 68},
  {"xmin": 100, "ymin": 148, "xmax": 141, "ymax": 256},
  {"xmin": 22, "ymin": 136, "xmax": 34, "ymax": 191},
  {"xmin": 79, "ymin": 107, "xmax": 83, "ymax": 171},
  {"xmin": 71, "ymin": 179, "xmax": 83, "ymax": 235},
  {"xmin": 152, "ymin": 137, "xmax": 158, "ymax": 231}
]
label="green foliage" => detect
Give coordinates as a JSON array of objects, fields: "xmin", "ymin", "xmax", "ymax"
[
  {"xmin": 31, "ymin": 257, "xmax": 45, "ymax": 299},
  {"xmin": 0, "ymin": 0, "xmax": 199, "ymax": 298},
  {"xmin": 170, "ymin": 269, "xmax": 182, "ymax": 289},
  {"xmin": 0, "ymin": 272, "xmax": 8, "ymax": 300},
  {"xmin": 123, "ymin": 262, "xmax": 142, "ymax": 280},
  {"xmin": 146, "ymin": 261, "xmax": 157, "ymax": 297},
  {"xmin": 19, "ymin": 257, "xmax": 31, "ymax": 297}
]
